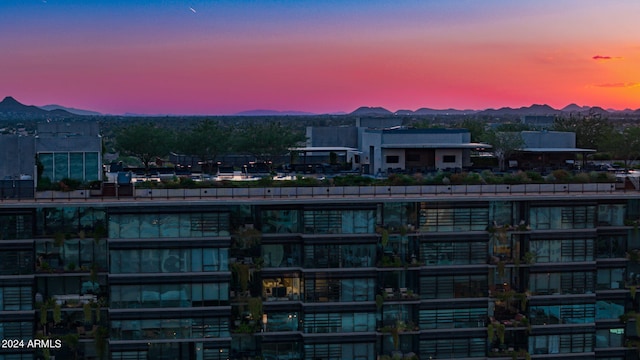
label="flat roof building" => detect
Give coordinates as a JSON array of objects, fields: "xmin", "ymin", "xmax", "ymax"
[{"xmin": 0, "ymin": 185, "xmax": 637, "ymax": 360}]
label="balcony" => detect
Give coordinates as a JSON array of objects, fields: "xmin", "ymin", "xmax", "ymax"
[{"xmin": 381, "ymin": 288, "xmax": 419, "ymax": 302}]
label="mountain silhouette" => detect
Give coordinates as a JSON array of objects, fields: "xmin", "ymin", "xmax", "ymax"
[
  {"xmin": 0, "ymin": 96, "xmax": 76, "ymax": 117},
  {"xmin": 350, "ymin": 106, "xmax": 393, "ymax": 116},
  {"xmin": 40, "ymin": 104, "xmax": 101, "ymax": 116},
  {"xmin": 478, "ymin": 104, "xmax": 562, "ymax": 116}
]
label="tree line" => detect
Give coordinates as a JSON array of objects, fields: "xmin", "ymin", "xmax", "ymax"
[
  {"xmin": 113, "ymin": 114, "xmax": 640, "ymax": 173},
  {"xmin": 114, "ymin": 120, "xmax": 306, "ymax": 173}
]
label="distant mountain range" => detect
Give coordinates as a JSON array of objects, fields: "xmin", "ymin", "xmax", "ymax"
[
  {"xmin": 234, "ymin": 109, "xmax": 317, "ymax": 116},
  {"xmin": 0, "ymin": 96, "xmax": 77, "ymax": 117},
  {"xmin": 40, "ymin": 104, "xmax": 102, "ymax": 116},
  {"xmin": 350, "ymin": 104, "xmax": 640, "ymax": 117},
  {"xmin": 1, "ymin": 95, "xmax": 640, "ymax": 117}
]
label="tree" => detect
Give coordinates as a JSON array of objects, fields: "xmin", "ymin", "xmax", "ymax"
[
  {"xmin": 552, "ymin": 113, "xmax": 614, "ymax": 151},
  {"xmin": 115, "ymin": 123, "xmax": 174, "ymax": 174},
  {"xmin": 482, "ymin": 130, "xmax": 524, "ymax": 171},
  {"xmin": 176, "ymin": 120, "xmax": 231, "ymax": 173},
  {"xmin": 455, "ymin": 119, "xmax": 487, "ymax": 142},
  {"xmin": 233, "ymin": 122, "xmax": 306, "ymax": 167},
  {"xmin": 601, "ymin": 126, "xmax": 640, "ymax": 169}
]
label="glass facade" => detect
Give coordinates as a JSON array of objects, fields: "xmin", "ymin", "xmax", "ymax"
[
  {"xmin": 0, "ymin": 198, "xmax": 636, "ymax": 359},
  {"xmin": 38, "ymin": 151, "xmax": 100, "ymax": 183},
  {"xmin": 109, "ymin": 212, "xmax": 230, "ymax": 238},
  {"xmin": 529, "ymin": 333, "xmax": 593, "ymax": 354},
  {"xmin": 110, "ymin": 248, "xmax": 228, "ymax": 273}
]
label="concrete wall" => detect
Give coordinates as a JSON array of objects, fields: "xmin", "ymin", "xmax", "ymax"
[
  {"xmin": 359, "ymin": 131, "xmax": 382, "ymax": 174},
  {"xmin": 37, "ymin": 121, "xmax": 100, "ymax": 136},
  {"xmin": 0, "ymin": 135, "xmax": 35, "ymax": 179},
  {"xmin": 381, "ymin": 149, "xmax": 405, "ymax": 171},
  {"xmin": 306, "ymin": 126, "xmax": 358, "ymax": 148},
  {"xmin": 379, "ymin": 129, "xmax": 470, "ymax": 145},
  {"xmin": 521, "ymin": 131, "xmax": 576, "ymax": 148},
  {"xmin": 435, "ymin": 149, "xmax": 463, "ymax": 169},
  {"xmin": 355, "ymin": 118, "xmax": 403, "ymax": 129}
]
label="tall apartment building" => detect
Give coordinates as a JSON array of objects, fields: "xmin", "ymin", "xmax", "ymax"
[{"xmin": 0, "ymin": 187, "xmax": 638, "ymax": 360}]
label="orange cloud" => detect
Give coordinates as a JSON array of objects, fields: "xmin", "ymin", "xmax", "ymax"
[{"xmin": 594, "ymin": 82, "xmax": 639, "ymax": 88}]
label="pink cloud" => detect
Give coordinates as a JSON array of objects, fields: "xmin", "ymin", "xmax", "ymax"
[{"xmin": 592, "ymin": 55, "xmax": 623, "ymax": 60}]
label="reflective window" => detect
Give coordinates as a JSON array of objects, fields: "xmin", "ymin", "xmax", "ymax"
[
  {"xmin": 597, "ymin": 268, "xmax": 625, "ymax": 290},
  {"xmin": 0, "ymin": 214, "xmax": 33, "ymax": 240},
  {"xmin": 0, "ymin": 250, "xmax": 33, "ymax": 275},
  {"xmin": 109, "ymin": 212, "xmax": 230, "ymax": 239},
  {"xmin": 262, "ymin": 244, "xmax": 301, "ymax": 268},
  {"xmin": 110, "ymin": 282, "xmax": 228, "ymax": 308},
  {"xmin": 596, "ymin": 328, "xmax": 624, "ymax": 348},
  {"xmin": 421, "ymin": 274, "xmax": 486, "ymax": 299},
  {"xmin": 529, "ymin": 333, "xmax": 593, "ymax": 354},
  {"xmin": 36, "ymin": 238, "xmax": 107, "ymax": 272},
  {"xmin": 303, "ymin": 210, "xmax": 375, "ymax": 234},
  {"xmin": 304, "ymin": 278, "xmax": 374, "ymax": 302},
  {"xmin": 529, "ymin": 271, "xmax": 594, "ymax": 295},
  {"xmin": 420, "ymin": 203, "xmax": 488, "ymax": 232},
  {"xmin": 420, "ymin": 308, "xmax": 487, "ymax": 329},
  {"xmin": 598, "ymin": 204, "xmax": 626, "ymax": 226},
  {"xmin": 303, "ymin": 312, "xmax": 375, "ymax": 333},
  {"xmin": 530, "ymin": 304, "xmax": 595, "ymax": 325},
  {"xmin": 303, "ymin": 342, "xmax": 374, "ymax": 360},
  {"xmin": 422, "ymin": 241, "xmax": 486, "ymax": 265},
  {"xmin": 530, "ymin": 205, "xmax": 596, "ymax": 230},
  {"xmin": 111, "ymin": 316, "xmax": 229, "ymax": 340},
  {"xmin": 596, "ymin": 300, "xmax": 625, "ymax": 320},
  {"xmin": 597, "ymin": 235, "xmax": 626, "ymax": 258},
  {"xmin": 529, "ymin": 238, "xmax": 594, "ymax": 263},
  {"xmin": 380, "ymin": 235, "xmax": 419, "ymax": 266},
  {"xmin": 110, "ymin": 248, "xmax": 228, "ymax": 274},
  {"xmin": 420, "ymin": 338, "xmax": 485, "ymax": 359},
  {"xmin": 84, "ymin": 152, "xmax": 99, "ymax": 181},
  {"xmin": 261, "ymin": 209, "xmax": 299, "ymax": 233},
  {"xmin": 0, "ymin": 321, "xmax": 32, "ymax": 341},
  {"xmin": 382, "ymin": 304, "xmax": 414, "ymax": 327},
  {"xmin": 383, "ymin": 202, "xmax": 417, "ymax": 229},
  {"xmin": 304, "ymin": 244, "xmax": 375, "ymax": 268},
  {"xmin": 262, "ymin": 343, "xmax": 300, "ymax": 360},
  {"xmin": 489, "ymin": 201, "xmax": 515, "ymax": 226},
  {"xmin": 0, "ymin": 287, "xmax": 32, "ymax": 311},
  {"xmin": 263, "ymin": 312, "xmax": 299, "ymax": 332},
  {"xmin": 38, "ymin": 152, "xmax": 100, "ymax": 182},
  {"xmin": 37, "ymin": 275, "xmax": 106, "ymax": 298},
  {"xmin": 38, "ymin": 207, "xmax": 106, "ymax": 237}
]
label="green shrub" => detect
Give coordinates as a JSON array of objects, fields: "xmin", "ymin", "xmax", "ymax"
[
  {"xmin": 463, "ymin": 172, "xmax": 483, "ymax": 184},
  {"xmin": 386, "ymin": 174, "xmax": 415, "ymax": 186},
  {"xmin": 572, "ymin": 172, "xmax": 590, "ymax": 183},
  {"xmin": 551, "ymin": 169, "xmax": 571, "ymax": 182},
  {"xmin": 481, "ymin": 170, "xmax": 503, "ymax": 184},
  {"xmin": 449, "ymin": 172, "xmax": 466, "ymax": 184},
  {"xmin": 525, "ymin": 171, "xmax": 544, "ymax": 183},
  {"xmin": 432, "ymin": 172, "xmax": 451, "ymax": 185},
  {"xmin": 58, "ymin": 178, "xmax": 82, "ymax": 191},
  {"xmin": 503, "ymin": 171, "xmax": 530, "ymax": 184},
  {"xmin": 590, "ymin": 171, "xmax": 614, "ymax": 183}
]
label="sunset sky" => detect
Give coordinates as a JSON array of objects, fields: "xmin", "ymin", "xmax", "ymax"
[{"xmin": 1, "ymin": 0, "xmax": 639, "ymax": 115}]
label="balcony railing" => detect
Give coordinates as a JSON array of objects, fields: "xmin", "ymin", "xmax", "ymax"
[{"xmin": 25, "ymin": 183, "xmax": 619, "ymax": 202}]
